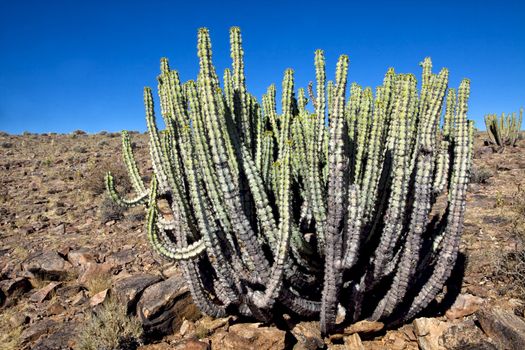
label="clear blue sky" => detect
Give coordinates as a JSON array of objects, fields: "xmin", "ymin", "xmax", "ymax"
[{"xmin": 1, "ymin": 0, "xmax": 524, "ymax": 134}]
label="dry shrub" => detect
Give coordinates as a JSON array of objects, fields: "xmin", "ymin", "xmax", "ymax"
[
  {"xmin": 85, "ymin": 272, "xmax": 112, "ymax": 297},
  {"xmin": 496, "ymin": 248, "xmax": 525, "ymax": 297},
  {"xmin": 99, "ymin": 197, "xmax": 126, "ymax": 223},
  {"xmin": 0, "ymin": 305, "xmax": 23, "ymax": 350},
  {"xmin": 76, "ymin": 296, "xmax": 143, "ymax": 350},
  {"xmin": 470, "ymin": 166, "xmax": 493, "ymax": 184},
  {"xmin": 81, "ymin": 159, "xmax": 132, "ymax": 196}
]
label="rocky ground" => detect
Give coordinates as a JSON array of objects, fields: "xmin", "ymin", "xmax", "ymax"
[{"xmin": 0, "ymin": 130, "xmax": 524, "ymax": 350}]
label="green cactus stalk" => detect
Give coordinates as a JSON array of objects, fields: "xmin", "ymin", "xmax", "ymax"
[
  {"xmin": 484, "ymin": 108, "xmax": 523, "ymax": 147},
  {"xmin": 106, "ymin": 27, "xmax": 474, "ymax": 334}
]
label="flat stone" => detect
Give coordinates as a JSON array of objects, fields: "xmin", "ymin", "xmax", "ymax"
[
  {"xmin": 0, "ymin": 277, "xmax": 31, "ymax": 303},
  {"xmin": 89, "ymin": 288, "xmax": 108, "ymax": 307},
  {"xmin": 32, "ymin": 322, "xmax": 77, "ymax": 350},
  {"xmin": 445, "ymin": 293, "xmax": 484, "ymax": 320},
  {"xmin": 106, "ymin": 249, "xmax": 136, "ymax": 266},
  {"xmin": 344, "ymin": 320, "xmax": 384, "ymax": 335},
  {"xmin": 210, "ymin": 323, "xmax": 286, "ymax": 350},
  {"xmin": 78, "ymin": 262, "xmax": 113, "ymax": 285},
  {"xmin": 30, "ymin": 281, "xmax": 61, "ymax": 303},
  {"xmin": 344, "ymin": 333, "xmax": 364, "ymax": 350},
  {"xmin": 20, "ymin": 319, "xmax": 58, "ymax": 344},
  {"xmin": 476, "ymin": 307, "xmax": 525, "ymax": 350},
  {"xmin": 440, "ymin": 318, "xmax": 496, "ymax": 350},
  {"xmin": 67, "ymin": 248, "xmax": 96, "ymax": 267},
  {"xmin": 137, "ymin": 275, "xmax": 200, "ymax": 336},
  {"xmin": 22, "ymin": 252, "xmax": 73, "ymax": 281},
  {"xmin": 172, "ymin": 339, "xmax": 210, "ymax": 350},
  {"xmin": 113, "ymin": 273, "xmax": 161, "ymax": 312},
  {"xmin": 291, "ymin": 321, "xmax": 323, "ymax": 350},
  {"xmin": 413, "ymin": 317, "xmax": 451, "ymax": 350}
]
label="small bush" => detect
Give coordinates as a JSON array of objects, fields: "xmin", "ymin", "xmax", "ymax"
[
  {"xmin": 470, "ymin": 166, "xmax": 492, "ymax": 184},
  {"xmin": 496, "ymin": 248, "xmax": 525, "ymax": 297},
  {"xmin": 100, "ymin": 197, "xmax": 126, "ymax": 223},
  {"xmin": 73, "ymin": 130, "xmax": 87, "ymax": 135},
  {"xmin": 76, "ymin": 296, "xmax": 143, "ymax": 350},
  {"xmin": 81, "ymin": 159, "xmax": 132, "ymax": 195},
  {"xmin": 0, "ymin": 142, "xmax": 13, "ymax": 148},
  {"xmin": 73, "ymin": 145, "xmax": 88, "ymax": 153},
  {"xmin": 0, "ymin": 305, "xmax": 23, "ymax": 350}
]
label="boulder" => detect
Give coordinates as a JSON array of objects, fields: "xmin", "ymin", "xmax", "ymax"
[
  {"xmin": 291, "ymin": 321, "xmax": 323, "ymax": 350},
  {"xmin": 137, "ymin": 275, "xmax": 200, "ymax": 337},
  {"xmin": 476, "ymin": 307, "xmax": 525, "ymax": 350},
  {"xmin": 113, "ymin": 273, "xmax": 162, "ymax": 312},
  {"xmin": 22, "ymin": 252, "xmax": 73, "ymax": 281},
  {"xmin": 210, "ymin": 323, "xmax": 286, "ymax": 350},
  {"xmin": 440, "ymin": 318, "xmax": 496, "ymax": 349},
  {"xmin": 413, "ymin": 317, "xmax": 450, "ymax": 350},
  {"xmin": 445, "ymin": 293, "xmax": 484, "ymax": 320}
]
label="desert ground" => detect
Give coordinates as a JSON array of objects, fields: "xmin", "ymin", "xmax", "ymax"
[{"xmin": 0, "ymin": 130, "xmax": 524, "ymax": 350}]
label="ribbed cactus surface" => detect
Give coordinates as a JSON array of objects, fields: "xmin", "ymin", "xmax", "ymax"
[
  {"xmin": 106, "ymin": 27, "xmax": 474, "ymax": 333},
  {"xmin": 484, "ymin": 108, "xmax": 523, "ymax": 147}
]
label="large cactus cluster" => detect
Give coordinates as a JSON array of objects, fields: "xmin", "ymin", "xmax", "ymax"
[
  {"xmin": 106, "ymin": 27, "xmax": 474, "ymax": 333},
  {"xmin": 484, "ymin": 108, "xmax": 523, "ymax": 147}
]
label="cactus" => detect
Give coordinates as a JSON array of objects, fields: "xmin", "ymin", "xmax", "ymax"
[
  {"xmin": 105, "ymin": 27, "xmax": 473, "ymax": 333},
  {"xmin": 484, "ymin": 108, "xmax": 523, "ymax": 147}
]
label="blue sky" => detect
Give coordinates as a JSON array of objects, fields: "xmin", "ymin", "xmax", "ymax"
[{"xmin": 0, "ymin": 0, "xmax": 524, "ymax": 133}]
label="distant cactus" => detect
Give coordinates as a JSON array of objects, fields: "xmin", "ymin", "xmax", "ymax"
[
  {"xmin": 484, "ymin": 108, "xmax": 523, "ymax": 147},
  {"xmin": 106, "ymin": 27, "xmax": 473, "ymax": 333}
]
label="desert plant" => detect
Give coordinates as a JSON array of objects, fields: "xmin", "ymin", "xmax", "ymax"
[
  {"xmin": 76, "ymin": 295, "xmax": 143, "ymax": 350},
  {"xmin": 484, "ymin": 108, "xmax": 523, "ymax": 147},
  {"xmin": 106, "ymin": 27, "xmax": 473, "ymax": 333}
]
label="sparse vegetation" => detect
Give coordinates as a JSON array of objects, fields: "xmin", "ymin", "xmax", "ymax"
[
  {"xmin": 0, "ymin": 305, "xmax": 24, "ymax": 350},
  {"xmin": 470, "ymin": 166, "xmax": 493, "ymax": 184},
  {"xmin": 82, "ymin": 159, "xmax": 132, "ymax": 195},
  {"xmin": 99, "ymin": 197, "xmax": 126, "ymax": 223},
  {"xmin": 76, "ymin": 296, "xmax": 143, "ymax": 350}
]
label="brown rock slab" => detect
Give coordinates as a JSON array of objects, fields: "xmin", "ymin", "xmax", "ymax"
[
  {"xmin": 78, "ymin": 261, "xmax": 113, "ymax": 285},
  {"xmin": 20, "ymin": 319, "xmax": 58, "ymax": 344},
  {"xmin": 113, "ymin": 273, "xmax": 162, "ymax": 312},
  {"xmin": 445, "ymin": 293, "xmax": 484, "ymax": 320},
  {"xmin": 89, "ymin": 288, "xmax": 108, "ymax": 307},
  {"xmin": 137, "ymin": 275, "xmax": 200, "ymax": 336},
  {"xmin": 344, "ymin": 333, "xmax": 365, "ymax": 350},
  {"xmin": 440, "ymin": 318, "xmax": 496, "ymax": 350},
  {"xmin": 413, "ymin": 317, "xmax": 450, "ymax": 350},
  {"xmin": 476, "ymin": 307, "xmax": 525, "ymax": 350},
  {"xmin": 22, "ymin": 252, "xmax": 73, "ymax": 281},
  {"xmin": 67, "ymin": 248, "xmax": 96, "ymax": 267},
  {"xmin": 0, "ymin": 277, "xmax": 31, "ymax": 306},
  {"xmin": 32, "ymin": 322, "xmax": 77, "ymax": 350},
  {"xmin": 172, "ymin": 339, "xmax": 210, "ymax": 350},
  {"xmin": 210, "ymin": 323, "xmax": 286, "ymax": 350},
  {"xmin": 344, "ymin": 320, "xmax": 384, "ymax": 335},
  {"xmin": 30, "ymin": 281, "xmax": 61, "ymax": 303},
  {"xmin": 291, "ymin": 321, "xmax": 323, "ymax": 350}
]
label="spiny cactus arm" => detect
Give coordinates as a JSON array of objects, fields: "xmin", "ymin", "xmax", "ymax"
[
  {"xmin": 404, "ymin": 79, "xmax": 472, "ymax": 322},
  {"xmin": 345, "ymin": 83, "xmax": 362, "ymax": 180},
  {"xmin": 261, "ymin": 131, "xmax": 274, "ymax": 185},
  {"xmin": 320, "ymin": 54, "xmax": 349, "ymax": 334},
  {"xmin": 372, "ymin": 75, "xmax": 446, "ymax": 321},
  {"xmin": 278, "ymin": 69, "xmax": 295, "ymax": 158},
  {"xmin": 223, "ymin": 68, "xmax": 235, "ymax": 116},
  {"xmin": 297, "ymin": 88, "xmax": 308, "ymax": 113},
  {"xmin": 372, "ymin": 75, "xmax": 415, "ymax": 281},
  {"xmin": 251, "ymin": 143, "xmax": 292, "ymax": 309},
  {"xmin": 263, "ymin": 84, "xmax": 280, "ymax": 144},
  {"xmin": 105, "ymin": 172, "xmax": 148, "ymax": 207},
  {"xmin": 327, "ymin": 80, "xmax": 334, "ymax": 117},
  {"xmin": 443, "ymin": 88, "xmax": 456, "ymax": 140},
  {"xmin": 342, "ymin": 185, "xmax": 362, "ymax": 269},
  {"xmin": 353, "ymin": 87, "xmax": 373, "ymax": 185},
  {"xmin": 197, "ymin": 28, "xmax": 269, "ymax": 282},
  {"xmin": 230, "ymin": 27, "xmax": 252, "ymax": 150},
  {"xmin": 314, "ymin": 50, "xmax": 326, "ymax": 154},
  {"xmin": 145, "ymin": 176, "xmax": 205, "ymax": 260},
  {"xmin": 279, "ymin": 287, "xmax": 321, "ymax": 317},
  {"xmin": 121, "ymin": 130, "xmax": 146, "ymax": 194},
  {"xmin": 433, "ymin": 140, "xmax": 450, "ymax": 196},
  {"xmin": 254, "ymin": 95, "xmax": 265, "ymax": 170}
]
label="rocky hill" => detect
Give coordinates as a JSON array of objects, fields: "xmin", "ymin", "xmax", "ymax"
[{"xmin": 1, "ymin": 131, "xmax": 524, "ymax": 349}]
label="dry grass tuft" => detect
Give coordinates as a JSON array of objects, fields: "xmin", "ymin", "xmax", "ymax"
[
  {"xmin": 0, "ymin": 305, "xmax": 24, "ymax": 350},
  {"xmin": 85, "ymin": 272, "xmax": 112, "ymax": 297},
  {"xmin": 81, "ymin": 159, "xmax": 131, "ymax": 196},
  {"xmin": 76, "ymin": 295, "xmax": 143, "ymax": 350}
]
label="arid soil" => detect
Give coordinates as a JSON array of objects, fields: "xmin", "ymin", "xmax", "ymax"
[{"xmin": 0, "ymin": 131, "xmax": 524, "ymax": 350}]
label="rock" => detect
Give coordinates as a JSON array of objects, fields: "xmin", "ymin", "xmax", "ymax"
[
  {"xmin": 210, "ymin": 323, "xmax": 286, "ymax": 350},
  {"xmin": 67, "ymin": 248, "xmax": 96, "ymax": 266},
  {"xmin": 32, "ymin": 322, "xmax": 77, "ymax": 350},
  {"xmin": 106, "ymin": 248, "xmax": 136, "ymax": 266},
  {"xmin": 78, "ymin": 262, "xmax": 113, "ymax": 285},
  {"xmin": 413, "ymin": 317, "xmax": 450, "ymax": 350},
  {"xmin": 30, "ymin": 281, "xmax": 61, "ymax": 303},
  {"xmin": 137, "ymin": 275, "xmax": 200, "ymax": 336},
  {"xmin": 20, "ymin": 319, "xmax": 58, "ymax": 344},
  {"xmin": 172, "ymin": 339, "xmax": 210, "ymax": 350},
  {"xmin": 196, "ymin": 316, "xmax": 233, "ymax": 334},
  {"xmin": 50, "ymin": 223, "xmax": 66, "ymax": 235},
  {"xmin": 89, "ymin": 288, "xmax": 108, "ymax": 307},
  {"xmin": 113, "ymin": 273, "xmax": 162, "ymax": 312},
  {"xmin": 291, "ymin": 321, "xmax": 323, "ymax": 350},
  {"xmin": 344, "ymin": 319, "xmax": 384, "ymax": 335},
  {"xmin": 476, "ymin": 307, "xmax": 525, "ymax": 350},
  {"xmin": 22, "ymin": 252, "xmax": 73, "ymax": 281},
  {"xmin": 179, "ymin": 319, "xmax": 196, "ymax": 337},
  {"xmin": 71, "ymin": 290, "xmax": 87, "ymax": 306},
  {"xmin": 344, "ymin": 333, "xmax": 364, "ymax": 350},
  {"xmin": 440, "ymin": 318, "xmax": 496, "ymax": 350},
  {"xmin": 47, "ymin": 300, "xmax": 66, "ymax": 315},
  {"xmin": 0, "ymin": 277, "xmax": 31, "ymax": 305},
  {"xmin": 445, "ymin": 293, "xmax": 484, "ymax": 320}
]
